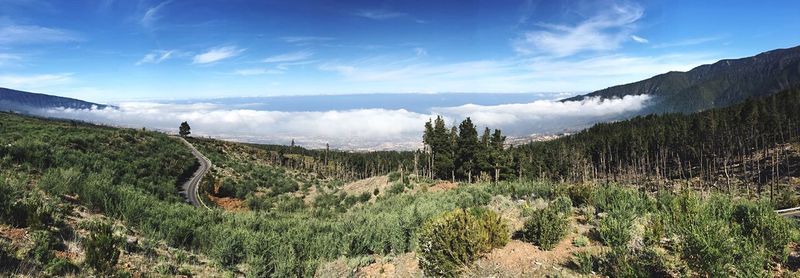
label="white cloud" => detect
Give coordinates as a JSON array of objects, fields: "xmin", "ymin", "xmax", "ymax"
[
  {"xmin": 262, "ymin": 51, "xmax": 313, "ymax": 63},
  {"xmin": 280, "ymin": 36, "xmax": 334, "ymax": 44},
  {"xmin": 141, "ymin": 1, "xmax": 171, "ymax": 28},
  {"xmin": 316, "ymin": 52, "xmax": 715, "ymax": 93},
  {"xmin": 513, "ymin": 3, "xmax": 644, "ymax": 57},
  {"xmin": 232, "ymin": 68, "xmax": 283, "ymax": 76},
  {"xmin": 631, "ymin": 35, "xmax": 648, "ymax": 43},
  {"xmin": 413, "ymin": 47, "xmax": 427, "ymax": 56},
  {"xmin": 192, "ymin": 46, "xmax": 244, "ymax": 64},
  {"xmin": 0, "ymin": 25, "xmax": 80, "ymax": 45},
  {"xmin": 0, "ymin": 73, "xmax": 73, "ymax": 88},
  {"xmin": 37, "ymin": 95, "xmax": 653, "ymax": 150},
  {"xmin": 135, "ymin": 50, "xmax": 173, "ymax": 65},
  {"xmin": 653, "ymin": 36, "xmax": 723, "ymax": 49},
  {"xmin": 355, "ymin": 9, "xmax": 406, "ymax": 20},
  {"xmin": 0, "ymin": 53, "xmax": 22, "ymax": 66},
  {"xmin": 434, "ymin": 95, "xmax": 652, "ymax": 129}
]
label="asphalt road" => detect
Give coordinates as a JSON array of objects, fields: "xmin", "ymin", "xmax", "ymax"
[{"xmin": 177, "ymin": 137, "xmax": 211, "ymax": 210}]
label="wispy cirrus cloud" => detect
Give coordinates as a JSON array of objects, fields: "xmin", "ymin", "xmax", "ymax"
[
  {"xmin": 280, "ymin": 36, "xmax": 334, "ymax": 44},
  {"xmin": 262, "ymin": 51, "xmax": 313, "ymax": 63},
  {"xmin": 192, "ymin": 46, "xmax": 245, "ymax": 64},
  {"xmin": 631, "ymin": 35, "xmax": 648, "ymax": 43},
  {"xmin": 232, "ymin": 68, "xmax": 283, "ymax": 76},
  {"xmin": 0, "ymin": 53, "xmax": 23, "ymax": 66},
  {"xmin": 317, "ymin": 50, "xmax": 715, "ymax": 93},
  {"xmin": 0, "ymin": 73, "xmax": 73, "ymax": 88},
  {"xmin": 355, "ymin": 9, "xmax": 407, "ymax": 20},
  {"xmin": 0, "ymin": 24, "xmax": 80, "ymax": 45},
  {"xmin": 135, "ymin": 50, "xmax": 174, "ymax": 65},
  {"xmin": 513, "ymin": 3, "xmax": 644, "ymax": 57},
  {"xmin": 140, "ymin": 1, "xmax": 172, "ymax": 28},
  {"xmin": 652, "ymin": 36, "xmax": 723, "ymax": 49}
]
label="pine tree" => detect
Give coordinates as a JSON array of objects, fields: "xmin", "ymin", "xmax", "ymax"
[
  {"xmin": 179, "ymin": 121, "xmax": 191, "ymax": 137},
  {"xmin": 456, "ymin": 118, "xmax": 479, "ymax": 182}
]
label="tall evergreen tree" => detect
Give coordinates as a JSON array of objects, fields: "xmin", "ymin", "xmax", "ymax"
[{"xmin": 456, "ymin": 118, "xmax": 479, "ymax": 182}]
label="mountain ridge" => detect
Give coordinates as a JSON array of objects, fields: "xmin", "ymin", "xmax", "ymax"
[
  {"xmin": 563, "ymin": 45, "xmax": 800, "ymax": 113},
  {"xmin": 0, "ymin": 87, "xmax": 111, "ymax": 113}
]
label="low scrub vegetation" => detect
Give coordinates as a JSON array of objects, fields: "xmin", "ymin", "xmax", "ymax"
[
  {"xmin": 521, "ymin": 206, "xmax": 569, "ymax": 250},
  {"xmin": 417, "ymin": 207, "xmax": 509, "ymax": 277}
]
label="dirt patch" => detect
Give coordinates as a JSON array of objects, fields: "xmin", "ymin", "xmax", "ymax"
[
  {"xmin": 54, "ymin": 250, "xmax": 80, "ymax": 261},
  {"xmin": 0, "ymin": 225, "xmax": 27, "ymax": 242},
  {"xmin": 428, "ymin": 181, "xmax": 458, "ymax": 192},
  {"xmin": 207, "ymin": 194, "xmax": 246, "ymax": 211},
  {"xmin": 467, "ymin": 217, "xmax": 600, "ymax": 277},
  {"xmin": 341, "ymin": 176, "xmax": 390, "ymax": 198},
  {"xmin": 356, "ymin": 253, "xmax": 421, "ymax": 278}
]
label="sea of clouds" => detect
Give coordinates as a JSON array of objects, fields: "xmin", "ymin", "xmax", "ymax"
[{"xmin": 39, "ymin": 94, "xmax": 652, "ymax": 150}]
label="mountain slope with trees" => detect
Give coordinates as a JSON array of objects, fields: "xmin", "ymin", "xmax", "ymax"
[
  {"xmin": 564, "ymin": 45, "xmax": 800, "ymax": 114},
  {"xmin": 0, "ymin": 87, "xmax": 110, "ymax": 113}
]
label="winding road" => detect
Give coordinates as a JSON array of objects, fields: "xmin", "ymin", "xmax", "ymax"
[{"xmin": 177, "ymin": 137, "xmax": 212, "ymax": 210}]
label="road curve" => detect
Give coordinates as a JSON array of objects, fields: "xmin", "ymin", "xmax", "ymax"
[{"xmin": 177, "ymin": 136, "xmax": 212, "ymax": 210}]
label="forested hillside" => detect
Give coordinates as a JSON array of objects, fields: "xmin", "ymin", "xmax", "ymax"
[
  {"xmin": 515, "ymin": 87, "xmax": 800, "ymax": 197},
  {"xmin": 564, "ymin": 46, "xmax": 800, "ymax": 113},
  {"xmin": 415, "ymin": 88, "xmax": 800, "ymax": 202},
  {"xmin": 0, "ymin": 87, "xmax": 110, "ymax": 113}
]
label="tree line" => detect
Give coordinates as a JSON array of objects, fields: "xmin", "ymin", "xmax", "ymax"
[{"xmin": 413, "ymin": 87, "xmax": 800, "ymax": 196}]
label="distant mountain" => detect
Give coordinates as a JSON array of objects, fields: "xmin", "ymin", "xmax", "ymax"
[
  {"xmin": 0, "ymin": 87, "xmax": 110, "ymax": 113},
  {"xmin": 564, "ymin": 45, "xmax": 800, "ymax": 113}
]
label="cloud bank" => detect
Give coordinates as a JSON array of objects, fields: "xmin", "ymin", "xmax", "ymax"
[{"xmin": 39, "ymin": 95, "xmax": 653, "ymax": 150}]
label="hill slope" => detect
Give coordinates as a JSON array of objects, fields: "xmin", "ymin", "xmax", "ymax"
[
  {"xmin": 564, "ymin": 45, "xmax": 800, "ymax": 113},
  {"xmin": 0, "ymin": 87, "xmax": 110, "ymax": 113}
]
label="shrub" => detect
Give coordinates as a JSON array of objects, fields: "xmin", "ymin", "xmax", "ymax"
[
  {"xmin": 388, "ymin": 182, "xmax": 406, "ymax": 195},
  {"xmin": 0, "ymin": 240, "xmax": 17, "ymax": 271},
  {"xmin": 597, "ymin": 212, "xmax": 633, "ymax": 248},
  {"xmin": 572, "ymin": 235, "xmax": 589, "ymax": 247},
  {"xmin": 417, "ymin": 207, "xmax": 509, "ymax": 277},
  {"xmin": 731, "ymin": 202, "xmax": 791, "ymax": 259},
  {"xmin": 568, "ymin": 184, "xmax": 592, "ymax": 206},
  {"xmin": 28, "ymin": 230, "xmax": 57, "ymax": 265},
  {"xmin": 551, "ymin": 196, "xmax": 573, "ymax": 215},
  {"xmin": 82, "ymin": 220, "xmax": 122, "ymax": 274},
  {"xmin": 571, "ymin": 251, "xmax": 594, "ymax": 274},
  {"xmin": 45, "ymin": 257, "xmax": 80, "ymax": 276},
  {"xmin": 521, "ymin": 207, "xmax": 569, "ymax": 250}
]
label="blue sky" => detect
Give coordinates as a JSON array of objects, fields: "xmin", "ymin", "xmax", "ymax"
[{"xmin": 2, "ymin": 0, "xmax": 800, "ymax": 102}]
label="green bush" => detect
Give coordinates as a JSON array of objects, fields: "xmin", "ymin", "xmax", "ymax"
[
  {"xmin": 731, "ymin": 202, "xmax": 791, "ymax": 259},
  {"xmin": 572, "ymin": 235, "xmax": 589, "ymax": 247},
  {"xmin": 0, "ymin": 240, "xmax": 17, "ymax": 271},
  {"xmin": 45, "ymin": 257, "xmax": 80, "ymax": 276},
  {"xmin": 567, "ymin": 184, "xmax": 592, "ymax": 206},
  {"xmin": 27, "ymin": 230, "xmax": 57, "ymax": 265},
  {"xmin": 521, "ymin": 207, "xmax": 569, "ymax": 250},
  {"xmin": 597, "ymin": 212, "xmax": 633, "ymax": 248},
  {"xmin": 82, "ymin": 220, "xmax": 122, "ymax": 274},
  {"xmin": 551, "ymin": 196, "xmax": 573, "ymax": 215},
  {"xmin": 417, "ymin": 207, "xmax": 509, "ymax": 277},
  {"xmin": 571, "ymin": 251, "xmax": 594, "ymax": 274}
]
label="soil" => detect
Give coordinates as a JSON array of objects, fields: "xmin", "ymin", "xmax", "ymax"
[
  {"xmin": 207, "ymin": 194, "xmax": 246, "ymax": 211},
  {"xmin": 355, "ymin": 253, "xmax": 422, "ymax": 278}
]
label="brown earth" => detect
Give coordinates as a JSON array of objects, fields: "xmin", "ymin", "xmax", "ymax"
[{"xmin": 207, "ymin": 194, "xmax": 246, "ymax": 211}]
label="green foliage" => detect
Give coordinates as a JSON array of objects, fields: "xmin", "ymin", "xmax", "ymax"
[
  {"xmin": 571, "ymin": 251, "xmax": 594, "ymax": 274},
  {"xmin": 417, "ymin": 207, "xmax": 509, "ymax": 277},
  {"xmin": 551, "ymin": 196, "xmax": 573, "ymax": 215},
  {"xmin": 27, "ymin": 230, "xmax": 57, "ymax": 265},
  {"xmin": 82, "ymin": 220, "xmax": 122, "ymax": 274},
  {"xmin": 521, "ymin": 207, "xmax": 568, "ymax": 250},
  {"xmin": 45, "ymin": 258, "xmax": 80, "ymax": 276},
  {"xmin": 597, "ymin": 212, "xmax": 633, "ymax": 248},
  {"xmin": 572, "ymin": 235, "xmax": 589, "ymax": 247},
  {"xmin": 0, "ymin": 239, "xmax": 18, "ymax": 271},
  {"xmin": 731, "ymin": 202, "xmax": 791, "ymax": 260},
  {"xmin": 567, "ymin": 184, "xmax": 593, "ymax": 206}
]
